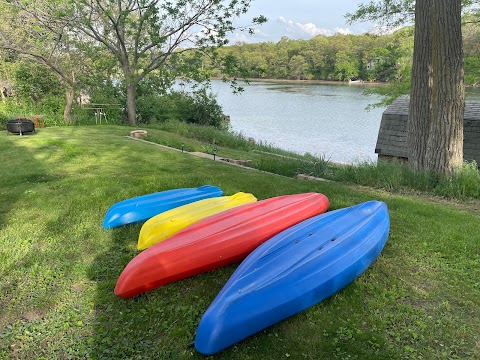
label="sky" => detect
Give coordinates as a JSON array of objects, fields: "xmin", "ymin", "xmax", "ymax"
[{"xmin": 231, "ymin": 0, "xmax": 375, "ymax": 43}]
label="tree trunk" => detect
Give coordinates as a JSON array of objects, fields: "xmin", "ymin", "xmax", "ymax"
[
  {"xmin": 126, "ymin": 77, "xmax": 137, "ymax": 126},
  {"xmin": 407, "ymin": 0, "xmax": 433, "ymax": 171},
  {"xmin": 425, "ymin": 0, "xmax": 464, "ymax": 173},
  {"xmin": 407, "ymin": 0, "xmax": 464, "ymax": 175},
  {"xmin": 64, "ymin": 85, "xmax": 75, "ymax": 124},
  {"xmin": 121, "ymin": 61, "xmax": 138, "ymax": 125}
]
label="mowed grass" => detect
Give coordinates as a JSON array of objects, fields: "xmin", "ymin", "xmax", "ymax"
[{"xmin": 0, "ymin": 125, "xmax": 479, "ymax": 359}]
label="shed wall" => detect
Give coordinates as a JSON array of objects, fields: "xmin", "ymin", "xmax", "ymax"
[{"xmin": 375, "ymin": 97, "xmax": 480, "ymax": 166}]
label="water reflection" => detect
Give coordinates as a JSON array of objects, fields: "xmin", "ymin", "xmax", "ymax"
[{"xmin": 210, "ymin": 80, "xmax": 386, "ymax": 164}]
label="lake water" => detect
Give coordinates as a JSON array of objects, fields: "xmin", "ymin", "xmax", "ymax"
[{"xmin": 209, "ymin": 80, "xmax": 386, "ymax": 164}]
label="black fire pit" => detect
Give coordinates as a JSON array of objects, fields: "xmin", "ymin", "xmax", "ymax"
[{"xmin": 6, "ymin": 119, "xmax": 35, "ymax": 135}]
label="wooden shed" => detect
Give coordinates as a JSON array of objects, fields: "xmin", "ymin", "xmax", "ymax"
[{"xmin": 375, "ymin": 97, "xmax": 480, "ymax": 167}]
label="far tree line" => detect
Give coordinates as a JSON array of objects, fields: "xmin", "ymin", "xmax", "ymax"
[{"xmin": 210, "ymin": 25, "xmax": 480, "ymax": 86}]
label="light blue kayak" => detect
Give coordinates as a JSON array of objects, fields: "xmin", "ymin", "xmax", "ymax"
[
  {"xmin": 195, "ymin": 201, "xmax": 390, "ymax": 355},
  {"xmin": 103, "ymin": 185, "xmax": 223, "ymax": 229}
]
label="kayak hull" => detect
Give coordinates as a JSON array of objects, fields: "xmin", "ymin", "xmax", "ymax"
[
  {"xmin": 138, "ymin": 192, "xmax": 257, "ymax": 250},
  {"xmin": 195, "ymin": 201, "xmax": 390, "ymax": 355},
  {"xmin": 114, "ymin": 193, "xmax": 330, "ymax": 298},
  {"xmin": 103, "ymin": 185, "xmax": 223, "ymax": 229}
]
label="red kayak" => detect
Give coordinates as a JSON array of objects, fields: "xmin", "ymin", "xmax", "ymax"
[{"xmin": 115, "ymin": 193, "xmax": 329, "ymax": 298}]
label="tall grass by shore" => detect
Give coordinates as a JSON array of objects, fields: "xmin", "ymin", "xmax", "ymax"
[
  {"xmin": 142, "ymin": 121, "xmax": 480, "ymax": 200},
  {"xmin": 334, "ymin": 159, "xmax": 480, "ymax": 199},
  {"xmin": 0, "ymin": 125, "xmax": 479, "ymax": 359}
]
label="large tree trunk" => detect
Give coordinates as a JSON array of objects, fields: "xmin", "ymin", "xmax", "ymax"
[
  {"xmin": 126, "ymin": 76, "xmax": 137, "ymax": 126},
  {"xmin": 407, "ymin": 0, "xmax": 433, "ymax": 171},
  {"xmin": 425, "ymin": 0, "xmax": 464, "ymax": 173},
  {"xmin": 64, "ymin": 84, "xmax": 75, "ymax": 124},
  {"xmin": 407, "ymin": 0, "xmax": 464, "ymax": 175},
  {"xmin": 123, "ymin": 66, "xmax": 138, "ymax": 125}
]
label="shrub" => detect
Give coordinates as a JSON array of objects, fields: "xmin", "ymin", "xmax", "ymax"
[
  {"xmin": 179, "ymin": 89, "xmax": 226, "ymax": 128},
  {"xmin": 136, "ymin": 93, "xmax": 178, "ymax": 124},
  {"xmin": 36, "ymin": 95, "xmax": 64, "ymax": 115},
  {"xmin": 12, "ymin": 62, "xmax": 63, "ymax": 103},
  {"xmin": 136, "ymin": 90, "xmax": 226, "ymax": 129}
]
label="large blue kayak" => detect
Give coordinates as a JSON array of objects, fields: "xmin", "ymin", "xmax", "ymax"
[
  {"xmin": 103, "ymin": 185, "xmax": 223, "ymax": 229},
  {"xmin": 195, "ymin": 200, "xmax": 390, "ymax": 355}
]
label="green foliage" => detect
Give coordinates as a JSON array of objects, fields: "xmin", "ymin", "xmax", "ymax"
[
  {"xmin": 0, "ymin": 98, "xmax": 65, "ymax": 127},
  {"xmin": 35, "ymin": 94, "xmax": 64, "ymax": 114},
  {"xmin": 289, "ymin": 55, "xmax": 309, "ymax": 80},
  {"xmin": 347, "ymin": 0, "xmax": 480, "ymax": 28},
  {"xmin": 146, "ymin": 120, "xmax": 303, "ymax": 156},
  {"xmin": 142, "ymin": 124, "xmax": 329, "ymax": 177},
  {"xmin": 250, "ymin": 155, "xmax": 302, "ymax": 177},
  {"xmin": 62, "ymin": 0, "xmax": 265, "ymax": 124},
  {"xmin": 179, "ymin": 89, "xmax": 226, "ymax": 128},
  {"xmin": 136, "ymin": 93, "xmax": 177, "ymax": 124},
  {"xmin": 0, "ymin": 59, "xmax": 67, "ymax": 124},
  {"xmin": 345, "ymin": 0, "xmax": 415, "ymax": 28},
  {"xmin": 464, "ymin": 56, "xmax": 480, "ymax": 86},
  {"xmin": 210, "ymin": 24, "xmax": 480, "ymax": 109},
  {"xmin": 213, "ymin": 30, "xmax": 414, "ymax": 83},
  {"xmin": 12, "ymin": 62, "xmax": 63, "ymax": 103},
  {"xmin": 335, "ymin": 51, "xmax": 360, "ymax": 81},
  {"xmin": 136, "ymin": 90, "xmax": 227, "ymax": 129},
  {"xmin": 346, "ymin": 1, "xmax": 480, "ymax": 105}
]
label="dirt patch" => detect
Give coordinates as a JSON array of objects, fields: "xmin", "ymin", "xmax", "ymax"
[
  {"xmin": 22, "ymin": 310, "xmax": 45, "ymax": 322},
  {"xmin": 72, "ymin": 283, "xmax": 84, "ymax": 293}
]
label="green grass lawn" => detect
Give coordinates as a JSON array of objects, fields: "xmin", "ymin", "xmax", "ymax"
[{"xmin": 0, "ymin": 126, "xmax": 479, "ymax": 359}]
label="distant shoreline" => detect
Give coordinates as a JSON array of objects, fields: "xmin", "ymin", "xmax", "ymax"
[{"xmin": 211, "ymin": 77, "xmax": 388, "ymax": 86}]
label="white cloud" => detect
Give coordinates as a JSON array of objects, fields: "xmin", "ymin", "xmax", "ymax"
[
  {"xmin": 228, "ymin": 28, "xmax": 274, "ymax": 44},
  {"xmin": 278, "ymin": 16, "xmax": 352, "ymax": 38},
  {"xmin": 229, "ymin": 32, "xmax": 252, "ymax": 44},
  {"xmin": 335, "ymin": 28, "xmax": 352, "ymax": 35}
]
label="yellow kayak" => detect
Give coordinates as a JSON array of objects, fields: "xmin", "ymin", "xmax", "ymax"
[{"xmin": 137, "ymin": 192, "xmax": 257, "ymax": 250}]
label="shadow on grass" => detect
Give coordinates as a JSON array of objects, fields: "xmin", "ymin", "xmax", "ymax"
[
  {"xmin": 0, "ymin": 132, "xmax": 88, "ymax": 334},
  {"xmin": 86, "ymin": 221, "xmax": 230, "ymax": 359},
  {"xmin": 0, "ymin": 128, "xmax": 160, "ymax": 357},
  {"xmin": 0, "ymin": 132, "xmax": 47, "ymax": 229}
]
